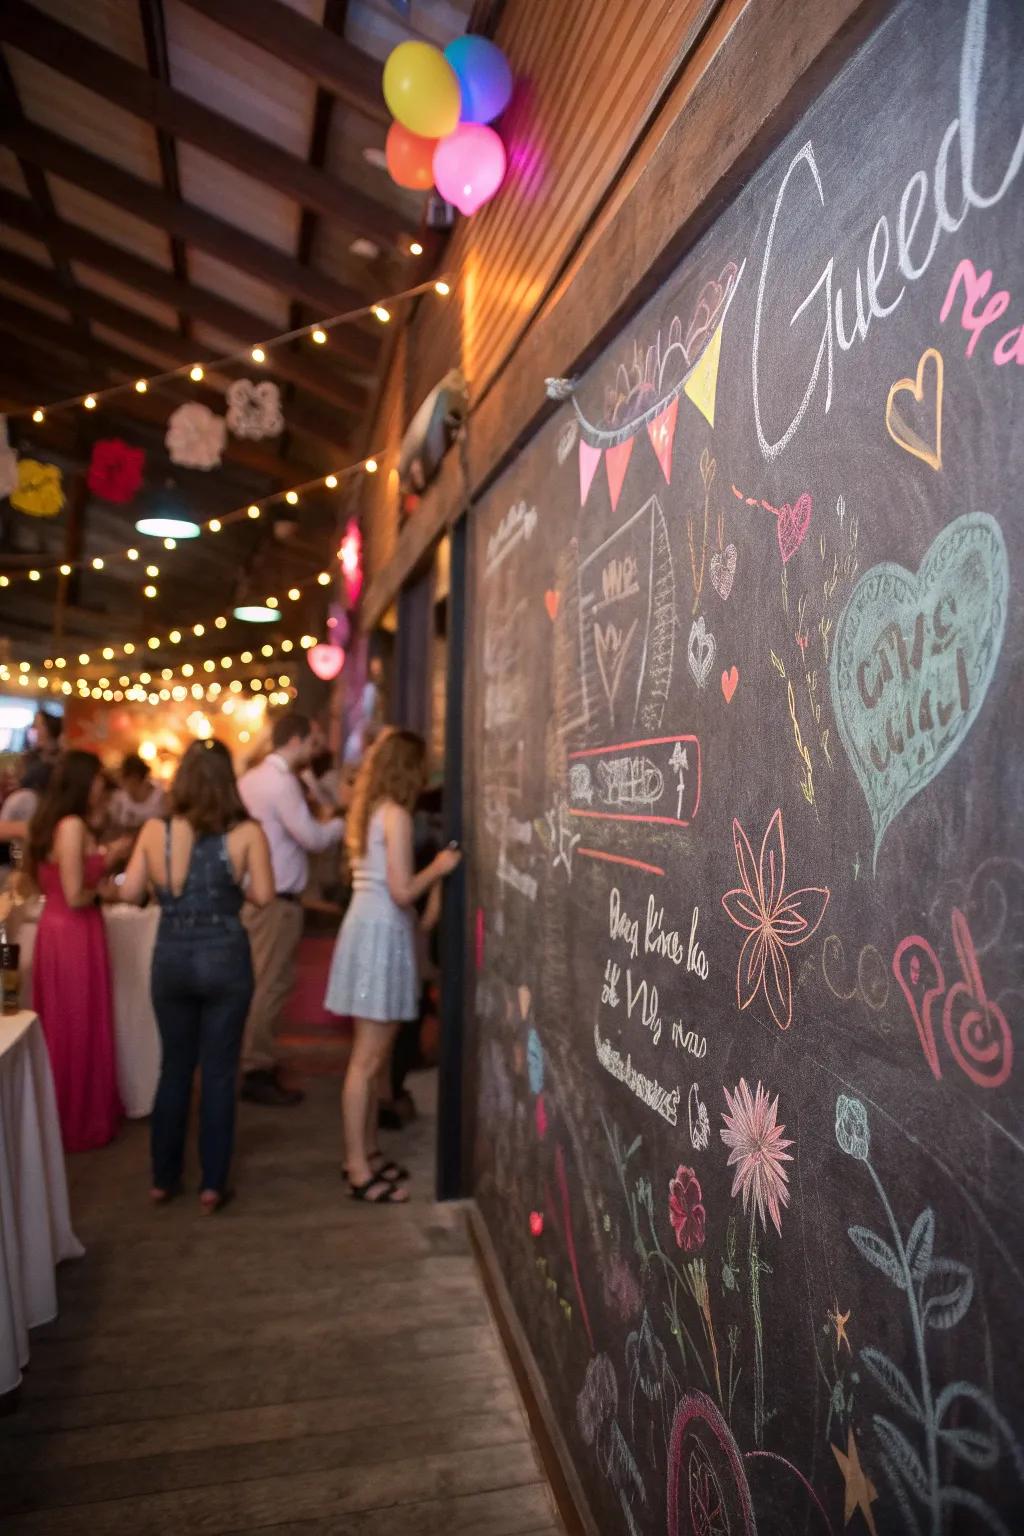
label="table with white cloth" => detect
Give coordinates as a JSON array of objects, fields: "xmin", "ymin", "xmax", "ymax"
[
  {"xmin": 0, "ymin": 1010, "xmax": 83, "ymax": 1396},
  {"xmin": 16, "ymin": 904, "xmax": 161, "ymax": 1119}
]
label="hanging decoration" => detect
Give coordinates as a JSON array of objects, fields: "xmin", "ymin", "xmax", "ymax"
[
  {"xmin": 443, "ymin": 36, "xmax": 513, "ymax": 124},
  {"xmin": 338, "ymin": 520, "xmax": 363, "ymax": 607},
  {"xmin": 432, "ymin": 122, "xmax": 506, "ymax": 216},
  {"xmin": 0, "ymin": 417, "xmax": 18, "ymax": 502},
  {"xmin": 307, "ymin": 643, "xmax": 346, "ymax": 682},
  {"xmin": 87, "ymin": 439, "xmax": 146, "ymax": 505},
  {"xmin": 383, "ymin": 41, "xmax": 461, "ymax": 138},
  {"xmin": 385, "ymin": 121, "xmax": 438, "ymax": 190},
  {"xmin": 166, "ymin": 402, "xmax": 227, "ymax": 470},
  {"xmin": 11, "ymin": 458, "xmax": 63, "ymax": 518},
  {"xmin": 226, "ymin": 379, "xmax": 284, "ymax": 441}
]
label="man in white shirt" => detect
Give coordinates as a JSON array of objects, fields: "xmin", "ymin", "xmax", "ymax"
[
  {"xmin": 109, "ymin": 753, "xmax": 167, "ymax": 833},
  {"xmin": 238, "ymin": 713, "xmax": 345, "ymax": 1106}
]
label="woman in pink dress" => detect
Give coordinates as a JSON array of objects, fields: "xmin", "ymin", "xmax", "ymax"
[{"xmin": 26, "ymin": 751, "xmax": 123, "ymax": 1152}]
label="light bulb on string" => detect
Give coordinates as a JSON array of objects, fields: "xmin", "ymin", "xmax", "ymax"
[
  {"xmin": 312, "ymin": 329, "xmax": 327, "ymax": 345},
  {"xmin": 325, "ymin": 475, "xmax": 338, "ymax": 489},
  {"xmin": 435, "ymin": 281, "xmax": 451, "ymax": 297},
  {"xmin": 135, "ymin": 380, "xmax": 147, "ymax": 394},
  {"xmin": 32, "ymin": 408, "xmax": 44, "ymax": 423},
  {"xmin": 190, "ymin": 365, "xmax": 204, "ymax": 382},
  {"xmin": 83, "ymin": 395, "xmax": 96, "ymax": 410},
  {"xmin": 365, "ymin": 458, "xmax": 378, "ymax": 474},
  {"xmin": 251, "ymin": 346, "xmax": 266, "ymax": 364},
  {"xmin": 285, "ymin": 491, "xmax": 298, "ymax": 506},
  {"xmin": 373, "ymin": 306, "xmax": 390, "ymax": 324},
  {"xmin": 409, "ymin": 242, "xmax": 423, "ymax": 257},
  {"xmin": 248, "ymin": 505, "xmax": 260, "ymax": 519}
]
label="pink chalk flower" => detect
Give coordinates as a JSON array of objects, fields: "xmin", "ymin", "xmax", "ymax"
[
  {"xmin": 668, "ymin": 1165, "xmax": 706, "ymax": 1252},
  {"xmin": 720, "ymin": 1078, "xmax": 793, "ymax": 1236}
]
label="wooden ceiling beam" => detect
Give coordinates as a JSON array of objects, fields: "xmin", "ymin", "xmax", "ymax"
[
  {"xmin": 0, "ymin": 250, "xmax": 354, "ymax": 453},
  {"xmin": 0, "ymin": 302, "xmax": 316, "ymax": 483},
  {"xmin": 0, "ymin": 0, "xmax": 405, "ymax": 245},
  {"xmin": 0, "ymin": 121, "xmax": 380, "ymax": 322},
  {"xmin": 0, "ymin": 188, "xmax": 378, "ymax": 380},
  {"xmin": 137, "ymin": 0, "xmax": 191, "ymax": 340},
  {"xmin": 176, "ymin": 0, "xmax": 390, "ymax": 125}
]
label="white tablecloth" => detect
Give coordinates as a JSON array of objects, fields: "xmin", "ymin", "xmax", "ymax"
[
  {"xmin": 17, "ymin": 905, "xmax": 161, "ymax": 1119},
  {"xmin": 0, "ymin": 1010, "xmax": 83, "ymax": 1396}
]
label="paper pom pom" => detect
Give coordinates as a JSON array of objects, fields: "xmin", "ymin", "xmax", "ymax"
[
  {"xmin": 11, "ymin": 458, "xmax": 63, "ymax": 518},
  {"xmin": 166, "ymin": 402, "xmax": 227, "ymax": 470},
  {"xmin": 226, "ymin": 379, "xmax": 284, "ymax": 441},
  {"xmin": 88, "ymin": 439, "xmax": 145, "ymax": 504}
]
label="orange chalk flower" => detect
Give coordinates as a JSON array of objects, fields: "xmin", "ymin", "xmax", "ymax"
[{"xmin": 720, "ymin": 807, "xmax": 829, "ymax": 1031}]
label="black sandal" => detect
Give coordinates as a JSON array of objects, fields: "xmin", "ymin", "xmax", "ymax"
[
  {"xmin": 349, "ymin": 1175, "xmax": 408, "ymax": 1204},
  {"xmin": 343, "ymin": 1154, "xmax": 410, "ymax": 1184}
]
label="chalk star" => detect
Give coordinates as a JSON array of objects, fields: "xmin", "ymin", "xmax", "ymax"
[
  {"xmin": 545, "ymin": 796, "xmax": 580, "ymax": 879},
  {"xmin": 832, "ymin": 1427, "xmax": 878, "ymax": 1536},
  {"xmin": 828, "ymin": 1299, "xmax": 852, "ymax": 1354}
]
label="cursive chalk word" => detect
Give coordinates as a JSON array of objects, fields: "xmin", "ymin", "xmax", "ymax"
[
  {"xmin": 594, "ymin": 1021, "xmax": 680, "ymax": 1125},
  {"xmin": 940, "ymin": 256, "xmax": 1024, "ymax": 365},
  {"xmin": 752, "ymin": 0, "xmax": 1024, "ymax": 461},
  {"xmin": 626, "ymin": 970, "xmax": 662, "ymax": 1045},
  {"xmin": 602, "ymin": 959, "xmax": 621, "ymax": 1008},
  {"xmin": 671, "ymin": 1023, "xmax": 708, "ymax": 1059},
  {"xmin": 610, "ymin": 886, "xmax": 640, "ymax": 959},
  {"xmin": 484, "ymin": 499, "xmax": 538, "ymax": 575},
  {"xmin": 609, "ymin": 889, "xmax": 708, "ymax": 976}
]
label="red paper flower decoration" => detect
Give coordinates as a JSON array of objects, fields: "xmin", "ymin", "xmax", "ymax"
[{"xmin": 88, "ymin": 439, "xmax": 145, "ymax": 505}]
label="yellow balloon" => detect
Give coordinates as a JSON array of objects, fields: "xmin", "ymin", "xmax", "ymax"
[{"xmin": 383, "ymin": 41, "xmax": 461, "ymax": 139}]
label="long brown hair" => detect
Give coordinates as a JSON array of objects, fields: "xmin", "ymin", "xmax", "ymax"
[
  {"xmin": 26, "ymin": 749, "xmax": 101, "ymax": 876},
  {"xmin": 346, "ymin": 728, "xmax": 426, "ymax": 859},
  {"xmin": 170, "ymin": 739, "xmax": 247, "ymax": 836}
]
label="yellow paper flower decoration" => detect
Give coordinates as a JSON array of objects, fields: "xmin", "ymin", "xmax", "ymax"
[{"xmin": 11, "ymin": 458, "xmax": 64, "ymax": 518}]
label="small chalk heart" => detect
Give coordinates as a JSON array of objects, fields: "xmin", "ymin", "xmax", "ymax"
[
  {"xmin": 544, "ymin": 589, "xmax": 560, "ymax": 621},
  {"xmin": 721, "ymin": 665, "xmax": 739, "ymax": 703}
]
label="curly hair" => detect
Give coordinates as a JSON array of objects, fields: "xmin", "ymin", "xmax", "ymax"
[{"xmin": 346, "ymin": 728, "xmax": 426, "ymax": 859}]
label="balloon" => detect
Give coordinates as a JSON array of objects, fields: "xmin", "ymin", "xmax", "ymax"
[
  {"xmin": 433, "ymin": 123, "xmax": 506, "ymax": 216},
  {"xmin": 383, "ymin": 42, "xmax": 460, "ymax": 139},
  {"xmin": 307, "ymin": 644, "xmax": 345, "ymax": 682},
  {"xmin": 385, "ymin": 121, "xmax": 436, "ymax": 190},
  {"xmin": 444, "ymin": 36, "xmax": 513, "ymax": 124}
]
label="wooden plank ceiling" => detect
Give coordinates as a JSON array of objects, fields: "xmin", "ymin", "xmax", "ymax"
[{"xmin": 0, "ymin": 0, "xmax": 473, "ymax": 670}]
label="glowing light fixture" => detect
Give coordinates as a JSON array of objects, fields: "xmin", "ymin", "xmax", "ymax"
[
  {"xmin": 233, "ymin": 604, "xmax": 282, "ymax": 624},
  {"xmin": 83, "ymin": 395, "xmax": 97, "ymax": 410},
  {"xmin": 312, "ymin": 328, "xmax": 327, "ymax": 345},
  {"xmin": 190, "ymin": 365, "xmax": 204, "ymax": 382},
  {"xmin": 251, "ymin": 346, "xmax": 266, "ymax": 364},
  {"xmin": 32, "ymin": 408, "xmax": 44, "ymax": 423},
  {"xmin": 135, "ymin": 379, "xmax": 147, "ymax": 393},
  {"xmin": 135, "ymin": 516, "xmax": 200, "ymax": 540},
  {"xmin": 373, "ymin": 305, "xmax": 391, "ymax": 324}
]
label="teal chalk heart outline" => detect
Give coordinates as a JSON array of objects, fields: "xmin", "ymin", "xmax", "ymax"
[{"xmin": 830, "ymin": 512, "xmax": 1008, "ymax": 873}]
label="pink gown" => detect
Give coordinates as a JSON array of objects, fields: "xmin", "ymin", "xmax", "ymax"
[{"xmin": 34, "ymin": 848, "xmax": 122, "ymax": 1152}]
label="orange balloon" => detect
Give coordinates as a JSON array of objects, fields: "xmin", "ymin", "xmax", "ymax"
[{"xmin": 386, "ymin": 122, "xmax": 437, "ymax": 191}]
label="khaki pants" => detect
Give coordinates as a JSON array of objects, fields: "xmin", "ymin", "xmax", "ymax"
[{"xmin": 241, "ymin": 898, "xmax": 305, "ymax": 1073}]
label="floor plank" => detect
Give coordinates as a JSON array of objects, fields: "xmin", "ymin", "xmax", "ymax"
[{"xmin": 1, "ymin": 1070, "xmax": 564, "ymax": 1535}]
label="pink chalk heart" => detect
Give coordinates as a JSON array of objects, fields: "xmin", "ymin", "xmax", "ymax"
[
  {"xmin": 710, "ymin": 542, "xmax": 737, "ymax": 599},
  {"xmin": 776, "ymin": 492, "xmax": 812, "ymax": 564},
  {"xmin": 721, "ymin": 665, "xmax": 739, "ymax": 703},
  {"xmin": 529, "ymin": 1211, "xmax": 544, "ymax": 1237}
]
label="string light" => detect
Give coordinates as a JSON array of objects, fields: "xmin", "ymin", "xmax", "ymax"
[
  {"xmin": 208, "ymin": 519, "xmax": 221, "ymax": 533},
  {"xmin": 83, "ymin": 395, "xmax": 96, "ymax": 410},
  {"xmin": 127, "ymin": 548, "xmax": 139, "ymax": 561},
  {"xmin": 373, "ymin": 305, "xmax": 391, "ymax": 324},
  {"xmin": 266, "ymin": 597, "xmax": 278, "ymax": 609},
  {"xmin": 312, "ymin": 328, "xmax": 327, "ymax": 345},
  {"xmin": 434, "ymin": 280, "xmax": 450, "ymax": 297},
  {"xmin": 59, "ymin": 563, "xmax": 71, "ymax": 576},
  {"xmin": 317, "ymin": 571, "xmax": 331, "ymax": 586},
  {"xmin": 164, "ymin": 538, "xmax": 176, "ymax": 550},
  {"xmin": 288, "ymin": 587, "xmax": 300, "ymax": 601},
  {"xmin": 189, "ymin": 365, "xmax": 204, "ymax": 382},
  {"xmin": 285, "ymin": 491, "xmax": 298, "ymax": 506},
  {"xmin": 146, "ymin": 564, "xmax": 159, "ymax": 578},
  {"xmin": 324, "ymin": 474, "xmax": 338, "ymax": 489},
  {"xmin": 248, "ymin": 505, "xmax": 260, "ymax": 519},
  {"xmin": 251, "ymin": 346, "xmax": 266, "ymax": 364},
  {"xmin": 92, "ymin": 557, "xmax": 104, "ymax": 570},
  {"xmin": 409, "ymin": 241, "xmax": 423, "ymax": 257},
  {"xmin": 29, "ymin": 569, "xmax": 40, "ymax": 581},
  {"xmin": 0, "ymin": 576, "xmax": 7, "ymax": 588},
  {"xmin": 134, "ymin": 379, "xmax": 148, "ymax": 394},
  {"xmin": 144, "ymin": 585, "xmax": 158, "ymax": 598},
  {"xmin": 365, "ymin": 458, "xmax": 378, "ymax": 474},
  {"xmin": 32, "ymin": 408, "xmax": 44, "ymax": 423}
]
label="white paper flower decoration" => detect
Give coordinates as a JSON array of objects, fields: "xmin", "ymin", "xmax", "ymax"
[
  {"xmin": 0, "ymin": 416, "xmax": 18, "ymax": 501},
  {"xmin": 165, "ymin": 402, "xmax": 227, "ymax": 470},
  {"xmin": 226, "ymin": 379, "xmax": 284, "ymax": 440}
]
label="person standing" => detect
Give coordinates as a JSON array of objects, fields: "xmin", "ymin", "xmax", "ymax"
[
  {"xmin": 119, "ymin": 740, "xmax": 274, "ymax": 1212},
  {"xmin": 109, "ymin": 752, "xmax": 166, "ymax": 834},
  {"xmin": 238, "ymin": 714, "xmax": 344, "ymax": 1106},
  {"xmin": 26, "ymin": 751, "xmax": 122, "ymax": 1151}
]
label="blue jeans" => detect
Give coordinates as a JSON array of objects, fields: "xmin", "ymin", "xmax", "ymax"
[{"xmin": 150, "ymin": 922, "xmax": 254, "ymax": 1193}]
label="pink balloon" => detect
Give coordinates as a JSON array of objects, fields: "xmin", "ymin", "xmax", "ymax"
[
  {"xmin": 307, "ymin": 643, "xmax": 345, "ymax": 681},
  {"xmin": 433, "ymin": 123, "xmax": 506, "ymax": 216}
]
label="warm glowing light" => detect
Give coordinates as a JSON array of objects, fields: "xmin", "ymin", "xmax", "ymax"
[
  {"xmin": 92, "ymin": 557, "xmax": 104, "ymax": 570},
  {"xmin": 164, "ymin": 538, "xmax": 176, "ymax": 550},
  {"xmin": 285, "ymin": 587, "xmax": 299, "ymax": 602},
  {"xmin": 61, "ymin": 681, "xmax": 71, "ymax": 694},
  {"xmin": 79, "ymin": 653, "xmax": 90, "ymax": 665},
  {"xmin": 119, "ymin": 675, "xmax": 129, "ymax": 686},
  {"xmin": 191, "ymin": 683, "xmax": 203, "ymax": 699},
  {"xmin": 239, "ymin": 730, "xmax": 250, "ymax": 743},
  {"xmin": 148, "ymin": 636, "xmax": 160, "ymax": 649},
  {"xmin": 252, "ymin": 679, "xmax": 263, "ymax": 691},
  {"xmin": 19, "ymin": 662, "xmax": 29, "ymax": 673},
  {"xmin": 266, "ymin": 596, "xmax": 278, "ymax": 608},
  {"xmin": 220, "ymin": 657, "xmax": 232, "ymax": 669},
  {"xmin": 278, "ymin": 675, "xmax": 290, "ymax": 687},
  {"xmin": 325, "ymin": 474, "xmax": 338, "ymax": 489},
  {"xmin": 204, "ymin": 660, "xmax": 215, "ymax": 673},
  {"xmin": 140, "ymin": 672, "xmax": 151, "ymax": 684},
  {"xmin": 194, "ymin": 623, "xmax": 205, "ymax": 636},
  {"xmin": 261, "ymin": 644, "xmax": 274, "ymax": 657},
  {"xmin": 215, "ymin": 616, "xmax": 227, "ymax": 629},
  {"xmin": 32, "ymin": 408, "xmax": 44, "ymax": 423},
  {"xmin": 172, "ymin": 686, "xmax": 187, "ymax": 702},
  {"xmin": 161, "ymin": 668, "xmax": 172, "ymax": 681},
  {"xmin": 285, "ymin": 490, "xmax": 298, "ymax": 506},
  {"xmin": 159, "ymin": 689, "xmax": 170, "ymax": 701},
  {"xmin": 146, "ymin": 564, "xmax": 159, "ymax": 578},
  {"xmin": 434, "ymin": 280, "xmax": 450, "ymax": 296},
  {"xmin": 409, "ymin": 241, "xmax": 423, "ymax": 256},
  {"xmin": 137, "ymin": 516, "xmax": 199, "ymax": 540},
  {"xmin": 144, "ymin": 585, "xmax": 157, "ymax": 598},
  {"xmin": 127, "ymin": 548, "xmax": 139, "ymax": 560},
  {"xmin": 364, "ymin": 458, "xmax": 378, "ymax": 474},
  {"xmin": 312, "ymin": 328, "xmax": 327, "ymax": 345},
  {"xmin": 124, "ymin": 642, "xmax": 135, "ymax": 654},
  {"xmin": 182, "ymin": 663, "xmax": 194, "ymax": 677},
  {"xmin": 373, "ymin": 305, "xmax": 390, "ymax": 323},
  {"xmin": 301, "ymin": 635, "xmax": 316, "ymax": 649},
  {"xmin": 83, "ymin": 395, "xmax": 97, "ymax": 410},
  {"xmin": 248, "ymin": 504, "xmax": 260, "ymax": 519},
  {"xmin": 208, "ymin": 518, "xmax": 221, "ymax": 532},
  {"xmin": 59, "ymin": 563, "xmax": 71, "ymax": 576},
  {"xmin": 55, "ymin": 657, "xmax": 66, "ymax": 668},
  {"xmin": 281, "ymin": 638, "xmax": 293, "ymax": 653},
  {"xmin": 190, "ymin": 365, "xmax": 204, "ymax": 382},
  {"xmin": 251, "ymin": 346, "xmax": 265, "ymax": 364},
  {"xmin": 135, "ymin": 379, "xmax": 148, "ymax": 394},
  {"xmin": 240, "ymin": 650, "xmax": 253, "ymax": 664},
  {"xmin": 102, "ymin": 647, "xmax": 114, "ymax": 660},
  {"xmin": 230, "ymin": 679, "xmax": 243, "ymax": 693},
  {"xmin": 317, "ymin": 571, "xmax": 331, "ymax": 586},
  {"xmin": 234, "ymin": 605, "xmax": 281, "ymax": 624},
  {"xmin": 0, "ymin": 577, "xmax": 8, "ymax": 589},
  {"xmin": 29, "ymin": 569, "xmax": 40, "ymax": 581},
  {"xmin": 169, "ymin": 630, "xmax": 181, "ymax": 643}
]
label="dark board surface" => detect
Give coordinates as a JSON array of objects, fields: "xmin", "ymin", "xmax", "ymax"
[{"xmin": 465, "ymin": 1, "xmax": 1024, "ymax": 1532}]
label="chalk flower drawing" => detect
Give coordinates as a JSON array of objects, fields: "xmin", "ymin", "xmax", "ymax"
[
  {"xmin": 720, "ymin": 806, "xmax": 830, "ymax": 1030},
  {"xmin": 668, "ymin": 1165, "xmax": 706, "ymax": 1252},
  {"xmin": 835, "ymin": 1094, "xmax": 1024, "ymax": 1535},
  {"xmin": 720, "ymin": 1078, "xmax": 793, "ymax": 1448}
]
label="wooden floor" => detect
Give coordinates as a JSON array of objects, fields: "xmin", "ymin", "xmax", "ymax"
[{"xmin": 0, "ymin": 1070, "xmax": 564, "ymax": 1536}]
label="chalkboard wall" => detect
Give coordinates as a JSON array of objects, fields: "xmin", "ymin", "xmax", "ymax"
[{"xmin": 465, "ymin": 0, "xmax": 1024, "ymax": 1529}]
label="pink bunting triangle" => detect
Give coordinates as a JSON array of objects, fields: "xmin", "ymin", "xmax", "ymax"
[
  {"xmin": 578, "ymin": 439, "xmax": 601, "ymax": 506},
  {"xmin": 604, "ymin": 437, "xmax": 634, "ymax": 511},
  {"xmin": 646, "ymin": 396, "xmax": 679, "ymax": 484}
]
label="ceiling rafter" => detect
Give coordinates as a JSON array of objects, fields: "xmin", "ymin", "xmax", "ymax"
[
  {"xmin": 176, "ymin": 0, "xmax": 390, "ymax": 124},
  {"xmin": 0, "ymin": 187, "xmax": 377, "ymax": 383},
  {"xmin": 137, "ymin": 0, "xmax": 191, "ymax": 342},
  {"xmin": 0, "ymin": 0, "xmax": 406, "ymax": 246},
  {"xmin": 0, "ymin": 121, "xmax": 383, "ymax": 322}
]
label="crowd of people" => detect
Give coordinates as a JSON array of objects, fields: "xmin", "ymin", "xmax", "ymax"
[{"xmin": 0, "ymin": 706, "xmax": 459, "ymax": 1212}]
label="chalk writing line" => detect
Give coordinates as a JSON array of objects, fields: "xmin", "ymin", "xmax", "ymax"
[{"xmin": 577, "ymin": 847, "xmax": 666, "ymax": 877}]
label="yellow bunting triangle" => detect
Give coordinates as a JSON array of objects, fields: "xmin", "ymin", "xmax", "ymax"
[{"xmin": 683, "ymin": 322, "xmax": 723, "ymax": 428}]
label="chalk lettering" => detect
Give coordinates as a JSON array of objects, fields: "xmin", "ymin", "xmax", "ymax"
[{"xmin": 610, "ymin": 887, "xmax": 640, "ymax": 960}]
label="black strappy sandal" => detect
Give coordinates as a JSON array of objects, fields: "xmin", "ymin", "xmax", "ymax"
[
  {"xmin": 342, "ymin": 1153, "xmax": 410, "ymax": 1184},
  {"xmin": 348, "ymin": 1174, "xmax": 409, "ymax": 1204}
]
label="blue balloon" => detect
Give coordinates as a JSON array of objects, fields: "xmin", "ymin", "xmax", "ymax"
[{"xmin": 444, "ymin": 36, "xmax": 512, "ymax": 125}]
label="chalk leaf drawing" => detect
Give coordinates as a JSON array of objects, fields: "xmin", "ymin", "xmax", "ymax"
[
  {"xmin": 776, "ymin": 491, "xmax": 813, "ymax": 564},
  {"xmin": 710, "ymin": 541, "xmax": 737, "ymax": 600},
  {"xmin": 835, "ymin": 1093, "xmax": 1024, "ymax": 1535},
  {"xmin": 687, "ymin": 615, "xmax": 716, "ymax": 690},
  {"xmin": 893, "ymin": 906, "xmax": 1012, "ymax": 1089},
  {"xmin": 721, "ymin": 665, "xmax": 739, "ymax": 703},
  {"xmin": 885, "ymin": 346, "xmax": 943, "ymax": 471},
  {"xmin": 720, "ymin": 807, "xmax": 830, "ymax": 1031},
  {"xmin": 830, "ymin": 512, "xmax": 1008, "ymax": 871}
]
